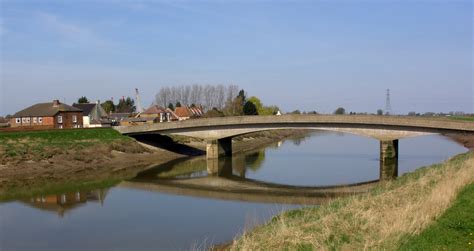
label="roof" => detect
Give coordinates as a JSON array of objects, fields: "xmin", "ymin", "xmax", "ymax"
[
  {"xmin": 143, "ymin": 105, "xmax": 167, "ymax": 114},
  {"xmin": 13, "ymin": 101, "xmax": 82, "ymax": 117},
  {"xmin": 175, "ymin": 107, "xmax": 191, "ymax": 117},
  {"xmin": 110, "ymin": 113, "xmax": 131, "ymax": 120},
  {"xmin": 174, "ymin": 106, "xmax": 204, "ymax": 117},
  {"xmin": 73, "ymin": 103, "xmax": 109, "ymax": 119},
  {"xmin": 166, "ymin": 108, "xmax": 179, "ymax": 120},
  {"xmin": 189, "ymin": 106, "xmax": 204, "ymax": 116},
  {"xmin": 72, "ymin": 103, "xmax": 95, "ymax": 116}
]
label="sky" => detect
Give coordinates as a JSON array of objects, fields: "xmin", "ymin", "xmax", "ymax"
[{"xmin": 0, "ymin": 0, "xmax": 472, "ymax": 115}]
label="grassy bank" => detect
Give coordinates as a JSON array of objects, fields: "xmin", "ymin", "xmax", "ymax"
[
  {"xmin": 399, "ymin": 182, "xmax": 474, "ymax": 250},
  {"xmin": 0, "ymin": 128, "xmax": 145, "ymax": 163},
  {"xmin": 231, "ymin": 151, "xmax": 474, "ymax": 250}
]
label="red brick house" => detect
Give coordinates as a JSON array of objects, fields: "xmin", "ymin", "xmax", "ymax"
[
  {"xmin": 138, "ymin": 105, "xmax": 173, "ymax": 122},
  {"xmin": 10, "ymin": 100, "xmax": 83, "ymax": 129},
  {"xmin": 174, "ymin": 106, "xmax": 204, "ymax": 121}
]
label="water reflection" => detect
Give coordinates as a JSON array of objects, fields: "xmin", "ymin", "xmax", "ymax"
[
  {"xmin": 126, "ymin": 149, "xmax": 378, "ymax": 205},
  {"xmin": 22, "ymin": 189, "xmax": 109, "ymax": 218}
]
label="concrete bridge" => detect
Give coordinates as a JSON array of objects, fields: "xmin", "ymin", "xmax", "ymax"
[{"xmin": 115, "ymin": 115, "xmax": 474, "ymax": 180}]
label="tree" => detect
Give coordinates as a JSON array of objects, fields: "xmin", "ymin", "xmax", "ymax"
[
  {"xmin": 334, "ymin": 107, "xmax": 345, "ymax": 115},
  {"xmin": 248, "ymin": 96, "xmax": 263, "ymax": 113},
  {"xmin": 168, "ymin": 102, "xmax": 175, "ymax": 111},
  {"xmin": 237, "ymin": 89, "xmax": 246, "ymax": 102},
  {"xmin": 78, "ymin": 96, "xmax": 89, "ymax": 104},
  {"xmin": 116, "ymin": 97, "xmax": 136, "ymax": 113},
  {"xmin": 377, "ymin": 109, "xmax": 383, "ymax": 115},
  {"xmin": 260, "ymin": 105, "xmax": 280, "ymax": 115},
  {"xmin": 243, "ymin": 101, "xmax": 258, "ymax": 115},
  {"xmin": 204, "ymin": 108, "xmax": 225, "ymax": 117},
  {"xmin": 290, "ymin": 110, "xmax": 301, "ymax": 114},
  {"xmin": 175, "ymin": 101, "xmax": 182, "ymax": 108},
  {"xmin": 101, "ymin": 100, "xmax": 115, "ymax": 114}
]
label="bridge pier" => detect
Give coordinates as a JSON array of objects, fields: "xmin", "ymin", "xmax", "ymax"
[
  {"xmin": 206, "ymin": 137, "xmax": 232, "ymax": 160},
  {"xmin": 380, "ymin": 139, "xmax": 398, "ymax": 181},
  {"xmin": 207, "ymin": 157, "xmax": 233, "ymax": 176}
]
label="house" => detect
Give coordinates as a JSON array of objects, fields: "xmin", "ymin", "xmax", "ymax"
[
  {"xmin": 109, "ymin": 112, "xmax": 132, "ymax": 126},
  {"xmin": 174, "ymin": 106, "xmax": 204, "ymax": 121},
  {"xmin": 23, "ymin": 189, "xmax": 108, "ymax": 217},
  {"xmin": 138, "ymin": 105, "xmax": 172, "ymax": 122},
  {"xmin": 10, "ymin": 100, "xmax": 83, "ymax": 129},
  {"xmin": 0, "ymin": 117, "xmax": 9, "ymax": 128},
  {"xmin": 73, "ymin": 101, "xmax": 111, "ymax": 128},
  {"xmin": 166, "ymin": 108, "xmax": 180, "ymax": 121}
]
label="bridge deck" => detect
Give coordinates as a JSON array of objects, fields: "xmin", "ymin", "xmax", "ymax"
[{"xmin": 115, "ymin": 115, "xmax": 474, "ymax": 139}]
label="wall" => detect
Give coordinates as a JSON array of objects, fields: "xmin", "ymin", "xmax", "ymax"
[{"xmin": 55, "ymin": 112, "xmax": 84, "ymax": 129}]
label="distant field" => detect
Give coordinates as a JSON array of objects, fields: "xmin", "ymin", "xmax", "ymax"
[{"xmin": 448, "ymin": 116, "xmax": 474, "ymax": 122}]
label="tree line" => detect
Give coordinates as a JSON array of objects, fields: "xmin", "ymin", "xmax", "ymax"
[
  {"xmin": 77, "ymin": 96, "xmax": 136, "ymax": 114},
  {"xmin": 154, "ymin": 84, "xmax": 239, "ymax": 110},
  {"xmin": 154, "ymin": 84, "xmax": 280, "ymax": 117}
]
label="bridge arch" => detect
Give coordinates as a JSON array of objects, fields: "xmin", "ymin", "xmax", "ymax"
[{"xmin": 115, "ymin": 115, "xmax": 473, "ymax": 179}]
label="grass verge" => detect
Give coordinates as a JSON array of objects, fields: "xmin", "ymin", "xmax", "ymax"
[
  {"xmin": 398, "ymin": 182, "xmax": 474, "ymax": 250},
  {"xmin": 231, "ymin": 151, "xmax": 474, "ymax": 250}
]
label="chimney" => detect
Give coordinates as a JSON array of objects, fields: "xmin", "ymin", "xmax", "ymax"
[{"xmin": 53, "ymin": 100, "xmax": 60, "ymax": 107}]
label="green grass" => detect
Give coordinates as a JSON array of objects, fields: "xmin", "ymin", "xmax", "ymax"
[
  {"xmin": 0, "ymin": 128, "xmax": 132, "ymax": 161},
  {"xmin": 449, "ymin": 116, "xmax": 474, "ymax": 122},
  {"xmin": 0, "ymin": 128, "xmax": 126, "ymax": 142},
  {"xmin": 398, "ymin": 182, "xmax": 474, "ymax": 251}
]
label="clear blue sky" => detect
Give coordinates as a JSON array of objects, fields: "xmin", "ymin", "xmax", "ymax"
[{"xmin": 1, "ymin": 0, "xmax": 472, "ymax": 115}]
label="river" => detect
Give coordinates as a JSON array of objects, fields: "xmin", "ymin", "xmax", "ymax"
[{"xmin": 0, "ymin": 131, "xmax": 467, "ymax": 250}]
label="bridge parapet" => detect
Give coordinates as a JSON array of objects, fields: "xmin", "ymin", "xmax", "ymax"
[{"xmin": 115, "ymin": 115, "xmax": 474, "ymax": 141}]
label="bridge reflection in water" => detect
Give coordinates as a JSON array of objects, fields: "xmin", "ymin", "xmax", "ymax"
[{"xmin": 120, "ymin": 149, "xmax": 387, "ymax": 205}]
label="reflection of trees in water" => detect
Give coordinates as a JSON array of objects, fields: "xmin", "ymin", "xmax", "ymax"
[{"xmin": 245, "ymin": 150, "xmax": 266, "ymax": 171}]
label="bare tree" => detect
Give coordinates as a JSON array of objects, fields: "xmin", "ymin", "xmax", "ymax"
[{"xmin": 154, "ymin": 84, "xmax": 239, "ymax": 111}]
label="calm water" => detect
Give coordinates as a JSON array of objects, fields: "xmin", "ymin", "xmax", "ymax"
[{"xmin": 0, "ymin": 132, "xmax": 467, "ymax": 250}]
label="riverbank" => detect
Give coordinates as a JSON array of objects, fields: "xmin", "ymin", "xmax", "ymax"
[
  {"xmin": 230, "ymin": 150, "xmax": 474, "ymax": 250},
  {"xmin": 0, "ymin": 128, "xmax": 307, "ymax": 201}
]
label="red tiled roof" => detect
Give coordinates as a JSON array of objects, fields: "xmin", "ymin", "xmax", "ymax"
[
  {"xmin": 174, "ymin": 107, "xmax": 191, "ymax": 117},
  {"xmin": 142, "ymin": 105, "xmax": 167, "ymax": 114}
]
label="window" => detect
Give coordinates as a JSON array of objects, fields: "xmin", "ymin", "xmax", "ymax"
[
  {"xmin": 38, "ymin": 117, "xmax": 43, "ymax": 124},
  {"xmin": 57, "ymin": 115, "xmax": 63, "ymax": 123},
  {"xmin": 72, "ymin": 115, "xmax": 77, "ymax": 123},
  {"xmin": 15, "ymin": 118, "xmax": 21, "ymax": 124},
  {"xmin": 25, "ymin": 117, "xmax": 30, "ymax": 123},
  {"xmin": 33, "ymin": 117, "xmax": 37, "ymax": 123},
  {"xmin": 59, "ymin": 125, "xmax": 63, "ymax": 129},
  {"xmin": 22, "ymin": 117, "xmax": 27, "ymax": 124}
]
